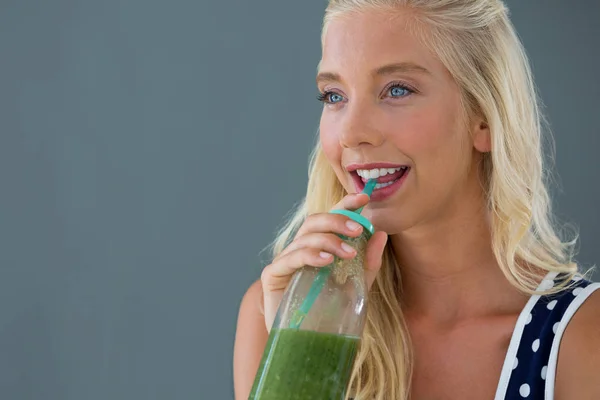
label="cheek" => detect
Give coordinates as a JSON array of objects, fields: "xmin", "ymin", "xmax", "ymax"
[
  {"xmin": 390, "ymin": 104, "xmax": 466, "ymax": 166},
  {"xmin": 319, "ymin": 119, "xmax": 353, "ymax": 191},
  {"xmin": 387, "ymin": 106, "xmax": 470, "ymax": 197},
  {"xmin": 319, "ymin": 119, "xmax": 342, "ymax": 164}
]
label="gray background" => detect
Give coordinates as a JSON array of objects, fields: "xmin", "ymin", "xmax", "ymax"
[{"xmin": 1, "ymin": 1, "xmax": 598, "ymax": 399}]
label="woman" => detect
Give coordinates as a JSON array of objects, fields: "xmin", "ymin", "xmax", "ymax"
[{"xmin": 234, "ymin": 0, "xmax": 600, "ymax": 399}]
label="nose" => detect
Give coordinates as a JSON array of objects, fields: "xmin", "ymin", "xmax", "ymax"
[{"xmin": 338, "ymin": 100, "xmax": 384, "ymax": 148}]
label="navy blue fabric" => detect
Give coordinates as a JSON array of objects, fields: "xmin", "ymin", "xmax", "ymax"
[{"xmin": 504, "ymin": 275, "xmax": 593, "ymax": 399}]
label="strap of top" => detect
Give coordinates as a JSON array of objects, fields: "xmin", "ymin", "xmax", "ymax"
[{"xmin": 499, "ymin": 273, "xmax": 600, "ymax": 399}]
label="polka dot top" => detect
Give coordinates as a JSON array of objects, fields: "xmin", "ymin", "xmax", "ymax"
[{"xmin": 493, "ymin": 271, "xmax": 600, "ymax": 399}]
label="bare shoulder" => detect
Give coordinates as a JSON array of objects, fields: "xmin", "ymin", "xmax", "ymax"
[
  {"xmin": 233, "ymin": 279, "xmax": 268, "ymax": 400},
  {"xmin": 234, "ymin": 278, "xmax": 266, "ymax": 346},
  {"xmin": 555, "ymin": 284, "xmax": 600, "ymax": 399},
  {"xmin": 239, "ymin": 278, "xmax": 265, "ymax": 316}
]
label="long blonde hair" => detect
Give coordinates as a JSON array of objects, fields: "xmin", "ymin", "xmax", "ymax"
[{"xmin": 270, "ymin": 1, "xmax": 582, "ymax": 398}]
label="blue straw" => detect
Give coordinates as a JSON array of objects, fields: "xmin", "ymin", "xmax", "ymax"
[{"xmin": 353, "ymin": 179, "xmax": 377, "ymax": 214}]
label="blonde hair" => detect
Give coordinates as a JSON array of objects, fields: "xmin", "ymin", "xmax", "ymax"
[{"xmin": 270, "ymin": 1, "xmax": 583, "ymax": 398}]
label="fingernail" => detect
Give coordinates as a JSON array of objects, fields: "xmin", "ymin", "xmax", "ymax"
[
  {"xmin": 346, "ymin": 220, "xmax": 361, "ymax": 231},
  {"xmin": 341, "ymin": 242, "xmax": 356, "ymax": 254},
  {"xmin": 320, "ymin": 252, "xmax": 332, "ymax": 259}
]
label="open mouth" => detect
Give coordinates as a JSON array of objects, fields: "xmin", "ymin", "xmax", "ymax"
[{"xmin": 351, "ymin": 166, "xmax": 410, "ymax": 191}]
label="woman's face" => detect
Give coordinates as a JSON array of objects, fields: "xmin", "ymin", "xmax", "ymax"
[{"xmin": 317, "ymin": 10, "xmax": 489, "ymax": 234}]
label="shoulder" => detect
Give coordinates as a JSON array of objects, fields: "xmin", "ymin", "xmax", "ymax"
[
  {"xmin": 238, "ymin": 279, "xmax": 265, "ymax": 318},
  {"xmin": 235, "ymin": 278, "xmax": 266, "ymax": 338},
  {"xmin": 555, "ymin": 280, "xmax": 600, "ymax": 399}
]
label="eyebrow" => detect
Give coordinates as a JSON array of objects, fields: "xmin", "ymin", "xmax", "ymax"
[{"xmin": 316, "ymin": 62, "xmax": 431, "ymax": 85}]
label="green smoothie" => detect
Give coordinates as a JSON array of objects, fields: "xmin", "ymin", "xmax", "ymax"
[{"xmin": 249, "ymin": 328, "xmax": 359, "ymax": 400}]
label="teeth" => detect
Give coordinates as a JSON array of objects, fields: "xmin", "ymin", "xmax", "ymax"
[
  {"xmin": 374, "ymin": 181, "xmax": 395, "ymax": 189},
  {"xmin": 356, "ymin": 166, "xmax": 405, "ymax": 179}
]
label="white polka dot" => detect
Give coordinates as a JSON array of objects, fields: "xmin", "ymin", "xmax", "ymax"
[
  {"xmin": 532, "ymin": 338, "xmax": 540, "ymax": 352},
  {"xmin": 519, "ymin": 383, "xmax": 531, "ymax": 397},
  {"xmin": 541, "ymin": 365, "xmax": 548, "ymax": 380},
  {"xmin": 525, "ymin": 313, "xmax": 532, "ymax": 325},
  {"xmin": 513, "ymin": 357, "xmax": 519, "ymax": 370},
  {"xmin": 547, "ymin": 299, "xmax": 557, "ymax": 310},
  {"xmin": 539, "ymin": 279, "xmax": 554, "ymax": 290},
  {"xmin": 553, "ymin": 322, "xmax": 559, "ymax": 334},
  {"xmin": 573, "ymin": 287, "xmax": 583, "ymax": 296}
]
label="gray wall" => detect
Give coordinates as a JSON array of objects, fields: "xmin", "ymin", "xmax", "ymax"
[{"xmin": 0, "ymin": 1, "xmax": 598, "ymax": 399}]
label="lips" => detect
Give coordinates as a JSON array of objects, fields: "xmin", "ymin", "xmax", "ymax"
[{"xmin": 345, "ymin": 162, "xmax": 411, "ymax": 200}]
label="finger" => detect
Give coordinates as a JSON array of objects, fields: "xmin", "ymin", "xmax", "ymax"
[
  {"xmin": 293, "ymin": 212, "xmax": 364, "ymax": 241},
  {"xmin": 364, "ymin": 231, "xmax": 388, "ymax": 289},
  {"xmin": 261, "ymin": 248, "xmax": 334, "ymax": 292},
  {"xmin": 331, "ymin": 192, "xmax": 370, "ymax": 211},
  {"xmin": 276, "ymin": 232, "xmax": 358, "ymax": 261}
]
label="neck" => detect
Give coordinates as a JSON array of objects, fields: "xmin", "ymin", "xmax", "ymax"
[{"xmin": 390, "ymin": 187, "xmax": 527, "ymax": 327}]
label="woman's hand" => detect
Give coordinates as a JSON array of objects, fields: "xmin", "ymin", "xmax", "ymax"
[{"xmin": 260, "ymin": 193, "xmax": 388, "ymax": 331}]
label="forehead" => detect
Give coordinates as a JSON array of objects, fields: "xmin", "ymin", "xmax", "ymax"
[{"xmin": 319, "ymin": 10, "xmax": 446, "ymax": 82}]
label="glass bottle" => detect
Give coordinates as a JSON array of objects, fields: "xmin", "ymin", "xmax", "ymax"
[{"xmin": 249, "ymin": 209, "xmax": 374, "ymax": 400}]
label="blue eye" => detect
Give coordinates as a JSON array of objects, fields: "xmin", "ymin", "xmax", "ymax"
[
  {"xmin": 329, "ymin": 93, "xmax": 344, "ymax": 103},
  {"xmin": 388, "ymin": 83, "xmax": 414, "ymax": 98},
  {"xmin": 316, "ymin": 91, "xmax": 344, "ymax": 104}
]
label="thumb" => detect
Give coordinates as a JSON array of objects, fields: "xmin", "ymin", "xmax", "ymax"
[{"xmin": 364, "ymin": 230, "xmax": 388, "ymax": 289}]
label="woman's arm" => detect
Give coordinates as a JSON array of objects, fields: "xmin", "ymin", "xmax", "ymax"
[
  {"xmin": 233, "ymin": 279, "xmax": 268, "ymax": 400},
  {"xmin": 555, "ymin": 289, "xmax": 600, "ymax": 399}
]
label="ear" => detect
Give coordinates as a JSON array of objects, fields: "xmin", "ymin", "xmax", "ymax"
[{"xmin": 472, "ymin": 118, "xmax": 491, "ymax": 153}]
